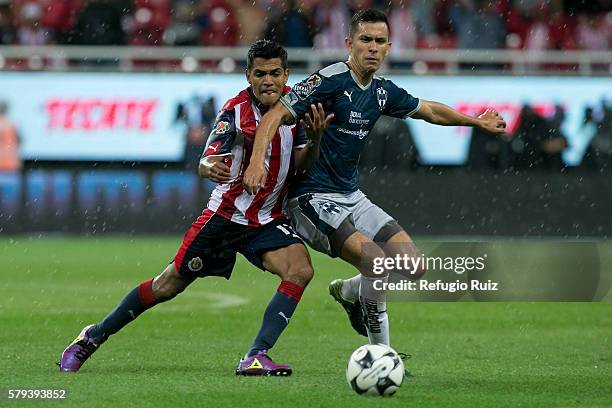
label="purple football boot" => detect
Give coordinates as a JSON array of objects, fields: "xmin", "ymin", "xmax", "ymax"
[
  {"xmin": 235, "ymin": 351, "xmax": 292, "ymax": 376},
  {"xmin": 59, "ymin": 324, "xmax": 99, "ymax": 372}
]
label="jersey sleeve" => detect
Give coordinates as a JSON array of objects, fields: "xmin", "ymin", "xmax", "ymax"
[
  {"xmin": 202, "ymin": 109, "xmax": 236, "ymax": 157},
  {"xmin": 382, "ymin": 79, "xmax": 421, "ymax": 119},
  {"xmin": 280, "ymin": 73, "xmax": 337, "ymax": 124}
]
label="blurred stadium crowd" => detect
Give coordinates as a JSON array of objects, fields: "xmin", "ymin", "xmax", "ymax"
[{"xmin": 0, "ymin": 0, "xmax": 609, "ymax": 51}]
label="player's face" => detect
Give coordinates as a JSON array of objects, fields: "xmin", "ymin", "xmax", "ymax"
[
  {"xmin": 246, "ymin": 58, "xmax": 289, "ymax": 107},
  {"xmin": 346, "ymin": 22, "xmax": 391, "ymax": 75}
]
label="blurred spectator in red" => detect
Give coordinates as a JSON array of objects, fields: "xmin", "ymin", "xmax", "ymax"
[
  {"xmin": 227, "ymin": 0, "xmax": 266, "ymax": 46},
  {"xmin": 264, "ymin": 0, "xmax": 313, "ymax": 47},
  {"xmin": 162, "ymin": 2, "xmax": 199, "ymax": 45},
  {"xmin": 348, "ymin": 0, "xmax": 374, "ymax": 13},
  {"xmin": 386, "ymin": 0, "xmax": 417, "ymax": 50},
  {"xmin": 128, "ymin": 0, "xmax": 171, "ymax": 45},
  {"xmin": 15, "ymin": 2, "xmax": 51, "ymax": 45},
  {"xmin": 523, "ymin": 4, "xmax": 550, "ymax": 51},
  {"xmin": 198, "ymin": 0, "xmax": 238, "ymax": 46},
  {"xmin": 0, "ymin": 3, "xmax": 16, "ymax": 44},
  {"xmin": 547, "ymin": 7, "xmax": 577, "ymax": 50},
  {"xmin": 313, "ymin": 0, "xmax": 351, "ymax": 49},
  {"xmin": 66, "ymin": 0, "xmax": 127, "ymax": 45},
  {"xmin": 14, "ymin": 0, "xmax": 82, "ymax": 42},
  {"xmin": 576, "ymin": 13, "xmax": 610, "ymax": 51},
  {"xmin": 40, "ymin": 0, "xmax": 82, "ymax": 42}
]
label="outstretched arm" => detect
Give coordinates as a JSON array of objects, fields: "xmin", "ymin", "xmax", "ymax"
[
  {"xmin": 243, "ymin": 102, "xmax": 293, "ymax": 194},
  {"xmin": 412, "ymin": 100, "xmax": 506, "ymax": 134}
]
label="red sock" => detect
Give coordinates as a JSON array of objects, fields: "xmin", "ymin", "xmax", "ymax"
[
  {"xmin": 278, "ymin": 280, "xmax": 304, "ymax": 302},
  {"xmin": 137, "ymin": 278, "xmax": 156, "ymax": 309}
]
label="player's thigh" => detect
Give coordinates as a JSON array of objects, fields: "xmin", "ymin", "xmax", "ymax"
[
  {"xmin": 242, "ymin": 220, "xmax": 311, "ymax": 284},
  {"xmin": 287, "ymin": 194, "xmax": 355, "ymax": 257},
  {"xmin": 261, "ymin": 243, "xmax": 314, "ymax": 287},
  {"xmin": 351, "ymin": 191, "xmax": 397, "ymax": 242}
]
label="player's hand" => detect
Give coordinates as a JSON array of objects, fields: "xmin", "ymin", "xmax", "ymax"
[
  {"xmin": 477, "ymin": 109, "xmax": 506, "ymax": 135},
  {"xmin": 199, "ymin": 156, "xmax": 232, "ymax": 183},
  {"xmin": 300, "ymin": 103, "xmax": 334, "ymax": 144},
  {"xmin": 243, "ymin": 163, "xmax": 267, "ymax": 195}
]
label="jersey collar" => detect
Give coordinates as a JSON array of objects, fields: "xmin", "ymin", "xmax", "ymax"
[
  {"xmin": 345, "ymin": 62, "xmax": 372, "ymax": 91},
  {"xmin": 247, "ymin": 87, "xmax": 269, "ymax": 114}
]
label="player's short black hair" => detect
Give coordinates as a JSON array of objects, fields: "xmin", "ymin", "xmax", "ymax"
[
  {"xmin": 247, "ymin": 40, "xmax": 288, "ymax": 70},
  {"xmin": 349, "ymin": 9, "xmax": 390, "ymax": 37}
]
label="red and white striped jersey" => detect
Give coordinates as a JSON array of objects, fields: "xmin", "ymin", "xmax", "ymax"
[{"xmin": 201, "ymin": 87, "xmax": 307, "ymax": 227}]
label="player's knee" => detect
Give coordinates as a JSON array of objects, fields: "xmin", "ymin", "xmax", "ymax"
[
  {"xmin": 153, "ymin": 266, "xmax": 191, "ymax": 301},
  {"xmin": 410, "ymin": 261, "xmax": 426, "ymax": 280},
  {"xmin": 284, "ymin": 264, "xmax": 314, "ymax": 288},
  {"xmin": 360, "ymin": 245, "xmax": 386, "ymax": 278}
]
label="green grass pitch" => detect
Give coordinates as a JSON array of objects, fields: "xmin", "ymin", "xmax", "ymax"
[{"xmin": 1, "ymin": 236, "xmax": 611, "ymax": 407}]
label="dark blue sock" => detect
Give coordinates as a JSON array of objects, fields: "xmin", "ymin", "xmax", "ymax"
[
  {"xmin": 247, "ymin": 281, "xmax": 304, "ymax": 357},
  {"xmin": 88, "ymin": 279, "xmax": 156, "ymax": 344}
]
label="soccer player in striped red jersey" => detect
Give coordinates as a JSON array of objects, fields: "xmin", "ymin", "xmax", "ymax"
[{"xmin": 59, "ymin": 40, "xmax": 333, "ymax": 376}]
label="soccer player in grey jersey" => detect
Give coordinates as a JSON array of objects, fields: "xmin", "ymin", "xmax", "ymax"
[{"xmin": 244, "ymin": 9, "xmax": 506, "ymax": 348}]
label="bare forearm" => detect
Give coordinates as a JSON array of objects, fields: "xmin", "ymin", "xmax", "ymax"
[
  {"xmin": 419, "ymin": 101, "xmax": 480, "ymax": 127},
  {"xmin": 294, "ymin": 140, "xmax": 320, "ymax": 174},
  {"xmin": 251, "ymin": 113, "xmax": 283, "ymax": 165}
]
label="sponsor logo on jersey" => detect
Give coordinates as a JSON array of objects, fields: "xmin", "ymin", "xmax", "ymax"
[
  {"xmin": 344, "ymin": 90, "xmax": 353, "ymax": 102},
  {"xmin": 349, "ymin": 110, "xmax": 370, "ymax": 125},
  {"xmin": 293, "ymin": 75, "xmax": 322, "ymax": 100},
  {"xmin": 376, "ymin": 87, "xmax": 388, "ymax": 111},
  {"xmin": 213, "ymin": 121, "xmax": 230, "ymax": 134},
  {"xmin": 338, "ymin": 127, "xmax": 369, "ymax": 139},
  {"xmin": 188, "ymin": 256, "xmax": 203, "ymax": 272}
]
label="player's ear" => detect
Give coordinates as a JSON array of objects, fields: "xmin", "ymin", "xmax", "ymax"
[
  {"xmin": 345, "ymin": 36, "xmax": 352, "ymax": 51},
  {"xmin": 384, "ymin": 41, "xmax": 392, "ymax": 58},
  {"xmin": 245, "ymin": 69, "xmax": 252, "ymax": 85}
]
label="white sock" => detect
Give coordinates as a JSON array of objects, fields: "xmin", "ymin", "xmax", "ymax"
[
  {"xmin": 341, "ymin": 274, "xmax": 361, "ymax": 301},
  {"xmin": 359, "ymin": 275, "xmax": 390, "ymax": 346}
]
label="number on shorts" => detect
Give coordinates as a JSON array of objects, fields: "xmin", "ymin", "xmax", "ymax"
[{"xmin": 276, "ymin": 225, "xmax": 300, "ymax": 239}]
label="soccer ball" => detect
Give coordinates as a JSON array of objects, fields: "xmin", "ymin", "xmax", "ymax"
[{"xmin": 346, "ymin": 344, "xmax": 404, "ymax": 396}]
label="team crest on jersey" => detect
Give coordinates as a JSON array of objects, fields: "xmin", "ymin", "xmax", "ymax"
[
  {"xmin": 188, "ymin": 257, "xmax": 203, "ymax": 272},
  {"xmin": 376, "ymin": 87, "xmax": 388, "ymax": 111},
  {"xmin": 213, "ymin": 121, "xmax": 230, "ymax": 134},
  {"xmin": 293, "ymin": 75, "xmax": 322, "ymax": 99}
]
